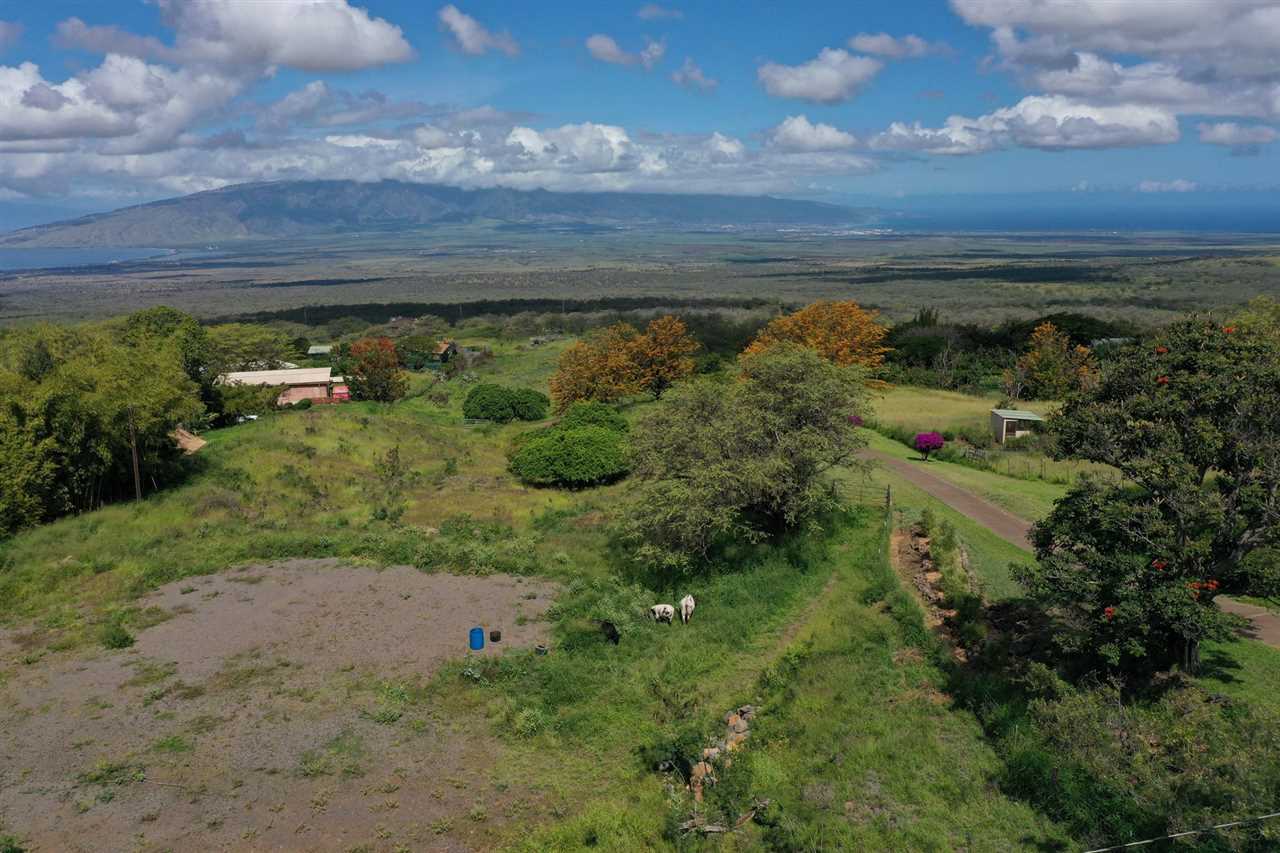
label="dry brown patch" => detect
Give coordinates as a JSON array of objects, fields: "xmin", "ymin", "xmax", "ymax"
[{"xmin": 0, "ymin": 560, "xmax": 558, "ymax": 852}]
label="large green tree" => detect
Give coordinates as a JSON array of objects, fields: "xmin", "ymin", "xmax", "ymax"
[
  {"xmin": 206, "ymin": 323, "xmax": 295, "ymax": 374},
  {"xmin": 621, "ymin": 344, "xmax": 870, "ymax": 571},
  {"xmin": 1021, "ymin": 317, "xmax": 1280, "ymax": 674},
  {"xmin": 0, "ymin": 324, "xmax": 203, "ymax": 535}
]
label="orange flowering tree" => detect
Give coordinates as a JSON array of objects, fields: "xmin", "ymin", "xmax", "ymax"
[
  {"xmin": 743, "ymin": 300, "xmax": 889, "ymax": 370},
  {"xmin": 549, "ymin": 317, "xmax": 699, "ymax": 411},
  {"xmin": 628, "ymin": 315, "xmax": 700, "ymax": 399},
  {"xmin": 1003, "ymin": 322, "xmax": 1097, "ymax": 400}
]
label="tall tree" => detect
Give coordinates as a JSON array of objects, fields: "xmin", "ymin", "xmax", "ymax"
[
  {"xmin": 1021, "ymin": 318, "xmax": 1280, "ymax": 674},
  {"xmin": 623, "ymin": 344, "xmax": 870, "ymax": 572},
  {"xmin": 347, "ymin": 337, "xmax": 407, "ymax": 402},
  {"xmin": 549, "ymin": 323, "xmax": 645, "ymax": 412},
  {"xmin": 0, "ymin": 325, "xmax": 203, "ymax": 533},
  {"xmin": 206, "ymin": 323, "xmax": 295, "ymax": 374},
  {"xmin": 743, "ymin": 300, "xmax": 890, "ymax": 370},
  {"xmin": 627, "ymin": 315, "xmax": 700, "ymax": 399},
  {"xmin": 1004, "ymin": 321, "xmax": 1097, "ymax": 400}
]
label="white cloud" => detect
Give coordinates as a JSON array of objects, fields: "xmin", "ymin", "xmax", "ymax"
[
  {"xmin": 758, "ymin": 48, "xmax": 883, "ymax": 104},
  {"xmin": 640, "ymin": 38, "xmax": 666, "ymax": 70},
  {"xmin": 0, "ymin": 61, "xmax": 135, "ymax": 142},
  {"xmin": 849, "ymin": 33, "xmax": 946, "ymax": 58},
  {"xmin": 1137, "ymin": 179, "xmax": 1197, "ymax": 193},
  {"xmin": 438, "ymin": 5, "xmax": 518, "ymax": 57},
  {"xmin": 671, "ymin": 58, "xmax": 717, "ymax": 91},
  {"xmin": 768, "ymin": 115, "xmax": 857, "ymax": 151},
  {"xmin": 1198, "ymin": 121, "xmax": 1278, "ymax": 153},
  {"xmin": 57, "ymin": 0, "xmax": 413, "ymax": 72},
  {"xmin": 954, "ymin": 0, "xmax": 1280, "ymax": 120},
  {"xmin": 0, "ymin": 20, "xmax": 23, "ymax": 51},
  {"xmin": 870, "ymin": 95, "xmax": 1179, "ymax": 154},
  {"xmin": 952, "ymin": 0, "xmax": 1280, "ymax": 68},
  {"xmin": 637, "ymin": 4, "xmax": 682, "ymax": 20},
  {"xmin": 586, "ymin": 34, "xmax": 664, "ymax": 70},
  {"xmin": 0, "ymin": 106, "xmax": 881, "ymax": 201}
]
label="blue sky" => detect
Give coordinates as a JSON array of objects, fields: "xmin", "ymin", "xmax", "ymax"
[{"xmin": 0, "ymin": 0, "xmax": 1277, "ymax": 209}]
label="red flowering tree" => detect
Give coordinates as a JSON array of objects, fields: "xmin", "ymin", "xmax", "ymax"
[
  {"xmin": 1020, "ymin": 317, "xmax": 1280, "ymax": 676},
  {"xmin": 914, "ymin": 431, "xmax": 944, "ymax": 461},
  {"xmin": 347, "ymin": 337, "xmax": 407, "ymax": 402}
]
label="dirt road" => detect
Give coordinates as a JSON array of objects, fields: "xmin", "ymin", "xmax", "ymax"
[
  {"xmin": 867, "ymin": 450, "xmax": 1280, "ymax": 650},
  {"xmin": 865, "ymin": 450, "xmax": 1033, "ymax": 549}
]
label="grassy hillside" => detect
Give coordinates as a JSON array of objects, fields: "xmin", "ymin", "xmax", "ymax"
[{"xmin": 0, "ymin": 336, "xmax": 1083, "ymax": 850}]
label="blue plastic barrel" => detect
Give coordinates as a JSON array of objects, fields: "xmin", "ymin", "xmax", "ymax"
[{"xmin": 469, "ymin": 627, "xmax": 485, "ymax": 651}]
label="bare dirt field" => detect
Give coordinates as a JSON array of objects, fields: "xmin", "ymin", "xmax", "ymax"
[{"xmin": 0, "ymin": 560, "xmax": 557, "ymax": 852}]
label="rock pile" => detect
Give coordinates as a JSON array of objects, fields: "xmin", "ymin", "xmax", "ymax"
[{"xmin": 689, "ymin": 704, "xmax": 756, "ymax": 802}]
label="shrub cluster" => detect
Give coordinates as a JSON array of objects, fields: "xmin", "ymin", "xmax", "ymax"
[
  {"xmin": 508, "ymin": 402, "xmax": 629, "ymax": 488},
  {"xmin": 462, "ymin": 383, "xmax": 550, "ymax": 423}
]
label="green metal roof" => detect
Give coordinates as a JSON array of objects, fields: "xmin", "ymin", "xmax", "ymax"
[{"xmin": 991, "ymin": 408, "xmax": 1045, "ymax": 421}]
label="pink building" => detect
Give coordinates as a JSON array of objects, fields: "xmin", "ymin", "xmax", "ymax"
[{"xmin": 218, "ymin": 367, "xmax": 343, "ymax": 406}]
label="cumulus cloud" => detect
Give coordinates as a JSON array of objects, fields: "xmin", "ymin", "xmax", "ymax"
[
  {"xmin": 671, "ymin": 57, "xmax": 717, "ymax": 91},
  {"xmin": 870, "ymin": 95, "xmax": 1179, "ymax": 154},
  {"xmin": 849, "ymin": 33, "xmax": 946, "ymax": 58},
  {"xmin": 637, "ymin": 4, "xmax": 682, "ymax": 20},
  {"xmin": 0, "ymin": 104, "xmax": 879, "ymax": 200},
  {"xmin": 952, "ymin": 0, "xmax": 1280, "ymax": 69},
  {"xmin": 58, "ymin": 0, "xmax": 413, "ymax": 72},
  {"xmin": 1198, "ymin": 121, "xmax": 1277, "ymax": 155},
  {"xmin": 1137, "ymin": 179, "xmax": 1198, "ymax": 193},
  {"xmin": 758, "ymin": 48, "xmax": 882, "ymax": 104},
  {"xmin": 586, "ymin": 34, "xmax": 665, "ymax": 70},
  {"xmin": 954, "ymin": 0, "xmax": 1280, "ymax": 120},
  {"xmin": 438, "ymin": 5, "xmax": 518, "ymax": 57},
  {"xmin": 768, "ymin": 115, "xmax": 857, "ymax": 151}
]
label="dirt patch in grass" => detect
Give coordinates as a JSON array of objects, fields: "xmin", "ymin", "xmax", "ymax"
[{"xmin": 0, "ymin": 560, "xmax": 557, "ymax": 852}]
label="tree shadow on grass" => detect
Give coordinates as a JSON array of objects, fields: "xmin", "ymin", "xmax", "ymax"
[{"xmin": 1195, "ymin": 646, "xmax": 1245, "ymax": 689}]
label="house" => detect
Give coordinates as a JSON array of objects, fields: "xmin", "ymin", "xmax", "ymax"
[
  {"xmin": 307, "ymin": 344, "xmax": 333, "ymax": 356},
  {"xmin": 991, "ymin": 408, "xmax": 1045, "ymax": 444},
  {"xmin": 432, "ymin": 340, "xmax": 458, "ymax": 363},
  {"xmin": 218, "ymin": 367, "xmax": 338, "ymax": 406}
]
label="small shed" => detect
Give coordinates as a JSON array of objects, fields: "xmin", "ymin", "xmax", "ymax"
[
  {"xmin": 331, "ymin": 375, "xmax": 350, "ymax": 401},
  {"xmin": 433, "ymin": 340, "xmax": 458, "ymax": 363},
  {"xmin": 991, "ymin": 408, "xmax": 1045, "ymax": 444},
  {"xmin": 307, "ymin": 344, "xmax": 332, "ymax": 356}
]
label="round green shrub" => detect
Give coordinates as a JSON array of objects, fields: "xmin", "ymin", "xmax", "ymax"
[
  {"xmin": 509, "ymin": 426, "xmax": 628, "ymax": 488},
  {"xmin": 464, "ymin": 384, "xmax": 549, "ymax": 422},
  {"xmin": 464, "ymin": 383, "xmax": 517, "ymax": 422},
  {"xmin": 510, "ymin": 388, "xmax": 550, "ymax": 421},
  {"xmin": 293, "ymin": 398, "xmax": 313, "ymax": 410},
  {"xmin": 558, "ymin": 401, "xmax": 628, "ymax": 433}
]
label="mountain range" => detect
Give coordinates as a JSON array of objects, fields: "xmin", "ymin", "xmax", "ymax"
[{"xmin": 0, "ymin": 181, "xmax": 864, "ymax": 248}]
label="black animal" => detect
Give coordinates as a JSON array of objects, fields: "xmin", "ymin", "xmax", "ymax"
[{"xmin": 600, "ymin": 620, "xmax": 620, "ymax": 645}]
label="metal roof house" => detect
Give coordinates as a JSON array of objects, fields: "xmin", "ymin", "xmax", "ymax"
[
  {"xmin": 307, "ymin": 344, "xmax": 333, "ymax": 356},
  {"xmin": 991, "ymin": 408, "xmax": 1045, "ymax": 444},
  {"xmin": 218, "ymin": 367, "xmax": 337, "ymax": 406}
]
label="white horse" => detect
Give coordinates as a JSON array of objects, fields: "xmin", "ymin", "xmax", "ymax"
[
  {"xmin": 650, "ymin": 604, "xmax": 675, "ymax": 624},
  {"xmin": 679, "ymin": 595, "xmax": 696, "ymax": 624}
]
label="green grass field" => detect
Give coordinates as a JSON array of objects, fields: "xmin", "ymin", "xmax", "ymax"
[
  {"xmin": 863, "ymin": 431, "xmax": 1068, "ymax": 523},
  {"xmin": 6, "ymin": 339, "xmax": 1280, "ymax": 851},
  {"xmin": 872, "ymin": 386, "xmax": 1056, "ymax": 435}
]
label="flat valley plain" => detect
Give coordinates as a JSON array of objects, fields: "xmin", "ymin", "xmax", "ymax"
[{"xmin": 3, "ymin": 224, "xmax": 1280, "ymax": 325}]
